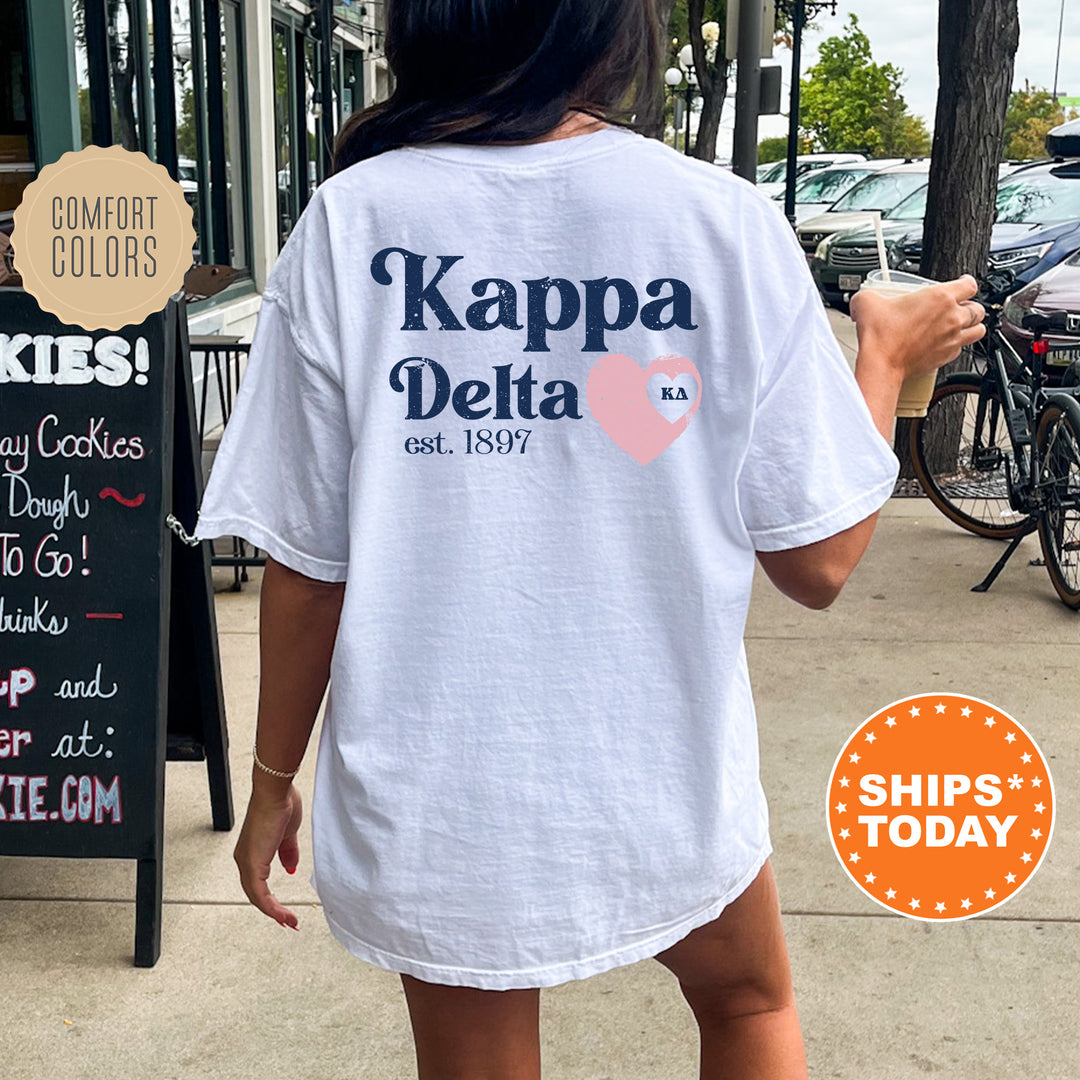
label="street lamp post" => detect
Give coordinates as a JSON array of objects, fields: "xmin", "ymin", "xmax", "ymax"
[
  {"xmin": 1052, "ymin": 0, "xmax": 1066, "ymax": 101},
  {"xmin": 663, "ymin": 66, "xmax": 684, "ymax": 150},
  {"xmin": 664, "ymin": 44, "xmax": 699, "ymax": 156},
  {"xmin": 773, "ymin": 0, "xmax": 837, "ymax": 227}
]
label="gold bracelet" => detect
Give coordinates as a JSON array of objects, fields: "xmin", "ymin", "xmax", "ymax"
[{"xmin": 253, "ymin": 743, "xmax": 300, "ymax": 779}]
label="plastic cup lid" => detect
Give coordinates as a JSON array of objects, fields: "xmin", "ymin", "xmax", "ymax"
[{"xmin": 862, "ymin": 269, "xmax": 936, "ymax": 290}]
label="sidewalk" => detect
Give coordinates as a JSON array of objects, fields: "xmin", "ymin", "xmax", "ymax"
[{"xmin": 3, "ymin": 321, "xmax": 1078, "ymax": 1078}]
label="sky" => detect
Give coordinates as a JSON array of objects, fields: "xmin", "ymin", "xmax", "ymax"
[{"xmin": 715, "ymin": 0, "xmax": 1080, "ymax": 157}]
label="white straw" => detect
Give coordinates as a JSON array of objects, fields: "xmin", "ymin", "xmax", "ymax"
[{"xmin": 871, "ymin": 211, "xmax": 892, "ymax": 283}]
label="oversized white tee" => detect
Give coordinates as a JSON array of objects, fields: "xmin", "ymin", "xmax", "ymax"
[{"xmin": 195, "ymin": 124, "xmax": 899, "ymax": 990}]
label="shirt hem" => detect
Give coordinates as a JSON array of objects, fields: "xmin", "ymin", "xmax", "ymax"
[
  {"xmin": 747, "ymin": 472, "xmax": 898, "ymax": 552},
  {"xmin": 316, "ymin": 838, "xmax": 774, "ymax": 990},
  {"xmin": 194, "ymin": 514, "xmax": 348, "ymax": 582}
]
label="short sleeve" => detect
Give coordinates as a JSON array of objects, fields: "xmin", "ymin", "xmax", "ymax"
[
  {"xmin": 194, "ymin": 293, "xmax": 352, "ymax": 581},
  {"xmin": 736, "ymin": 280, "xmax": 900, "ymax": 552}
]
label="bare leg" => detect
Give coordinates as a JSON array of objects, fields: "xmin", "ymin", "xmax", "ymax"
[
  {"xmin": 653, "ymin": 860, "xmax": 808, "ymax": 1080},
  {"xmin": 399, "ymin": 973, "xmax": 541, "ymax": 1080}
]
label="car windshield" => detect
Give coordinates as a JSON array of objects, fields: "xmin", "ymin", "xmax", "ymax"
[
  {"xmin": 759, "ymin": 160, "xmax": 787, "ymax": 184},
  {"xmin": 885, "ymin": 184, "xmax": 929, "ymax": 221},
  {"xmin": 996, "ymin": 172, "xmax": 1080, "ymax": 224},
  {"xmin": 831, "ymin": 171, "xmax": 928, "ymax": 212},
  {"xmin": 790, "ymin": 168, "xmax": 873, "ymax": 205}
]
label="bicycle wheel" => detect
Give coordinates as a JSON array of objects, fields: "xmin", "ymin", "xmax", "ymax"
[
  {"xmin": 909, "ymin": 376, "xmax": 1027, "ymax": 539},
  {"xmin": 1035, "ymin": 397, "xmax": 1080, "ymax": 609}
]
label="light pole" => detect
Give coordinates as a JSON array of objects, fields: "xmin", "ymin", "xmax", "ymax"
[
  {"xmin": 664, "ymin": 65, "xmax": 684, "ymax": 150},
  {"xmin": 773, "ymin": 0, "xmax": 837, "ymax": 227},
  {"xmin": 669, "ymin": 43, "xmax": 699, "ymax": 156},
  {"xmin": 1052, "ymin": 0, "xmax": 1066, "ymax": 101}
]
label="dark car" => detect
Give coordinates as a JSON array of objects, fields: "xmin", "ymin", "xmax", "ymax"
[
  {"xmin": 812, "ymin": 159, "xmax": 1080, "ymax": 307},
  {"xmin": 1000, "ymin": 247, "xmax": 1080, "ymax": 382},
  {"xmin": 895, "ymin": 159, "xmax": 1080, "ymax": 284},
  {"xmin": 795, "ymin": 160, "xmax": 931, "ymax": 258},
  {"xmin": 810, "ymin": 183, "xmax": 928, "ymax": 305},
  {"xmin": 1047, "ymin": 117, "xmax": 1080, "ymax": 158}
]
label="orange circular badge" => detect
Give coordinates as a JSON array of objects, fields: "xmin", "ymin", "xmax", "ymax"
[{"xmin": 827, "ymin": 693, "xmax": 1054, "ymax": 920}]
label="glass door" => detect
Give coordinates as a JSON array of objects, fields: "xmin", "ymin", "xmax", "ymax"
[{"xmin": 0, "ymin": 0, "xmax": 35, "ymax": 232}]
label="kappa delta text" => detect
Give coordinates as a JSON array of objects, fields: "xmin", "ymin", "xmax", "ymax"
[{"xmin": 372, "ymin": 248, "xmax": 698, "ymax": 455}]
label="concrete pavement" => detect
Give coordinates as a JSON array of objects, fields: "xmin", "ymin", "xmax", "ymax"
[{"xmin": 2, "ymin": 316, "xmax": 1078, "ymax": 1078}]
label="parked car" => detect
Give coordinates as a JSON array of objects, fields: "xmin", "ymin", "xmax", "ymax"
[
  {"xmin": 1001, "ymin": 160, "xmax": 1039, "ymax": 179},
  {"xmin": 796, "ymin": 160, "xmax": 931, "ymax": 258},
  {"xmin": 771, "ymin": 159, "xmax": 906, "ymax": 223},
  {"xmin": 756, "ymin": 153, "xmax": 868, "ymax": 197},
  {"xmin": 894, "ymin": 159, "xmax": 1080, "ymax": 285},
  {"xmin": 810, "ymin": 158, "xmax": 1080, "ymax": 307},
  {"xmin": 1001, "ymin": 247, "xmax": 1080, "ymax": 383},
  {"xmin": 810, "ymin": 183, "xmax": 929, "ymax": 306},
  {"xmin": 1046, "ymin": 116, "xmax": 1080, "ymax": 157}
]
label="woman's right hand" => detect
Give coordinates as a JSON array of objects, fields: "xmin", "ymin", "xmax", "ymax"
[
  {"xmin": 233, "ymin": 779, "xmax": 304, "ymax": 930},
  {"xmin": 848, "ymin": 274, "xmax": 988, "ymax": 382}
]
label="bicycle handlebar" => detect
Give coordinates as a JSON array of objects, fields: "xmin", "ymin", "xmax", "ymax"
[{"xmin": 976, "ymin": 268, "xmax": 1018, "ymax": 307}]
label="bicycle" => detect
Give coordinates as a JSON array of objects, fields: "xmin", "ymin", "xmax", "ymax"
[{"xmin": 908, "ymin": 269, "xmax": 1080, "ymax": 609}]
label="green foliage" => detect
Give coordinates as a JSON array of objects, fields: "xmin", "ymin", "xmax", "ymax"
[
  {"xmin": 798, "ymin": 14, "xmax": 930, "ymax": 158},
  {"xmin": 1003, "ymin": 81, "xmax": 1078, "ymax": 160},
  {"xmin": 664, "ymin": 0, "xmax": 820, "ymax": 153},
  {"xmin": 757, "ymin": 135, "xmax": 788, "ymax": 163},
  {"xmin": 177, "ymin": 86, "xmax": 197, "ymax": 160}
]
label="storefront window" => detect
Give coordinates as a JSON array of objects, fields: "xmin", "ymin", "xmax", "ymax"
[
  {"xmin": 71, "ymin": 0, "xmax": 151, "ymax": 151},
  {"xmin": 171, "ymin": 0, "xmax": 202, "ymax": 260},
  {"xmin": 220, "ymin": 0, "xmax": 247, "ymax": 269},
  {"xmin": 304, "ymin": 36, "xmax": 319, "ymax": 200},
  {"xmin": 273, "ymin": 22, "xmax": 294, "ymax": 250},
  {"xmin": 0, "ymin": 1, "xmax": 34, "ymax": 227},
  {"xmin": 73, "ymin": 2, "xmax": 93, "ymax": 147},
  {"xmin": 106, "ymin": 0, "xmax": 141, "ymax": 150}
]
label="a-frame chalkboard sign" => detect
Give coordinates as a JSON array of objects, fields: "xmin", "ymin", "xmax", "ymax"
[{"xmin": 0, "ymin": 289, "xmax": 233, "ymax": 967}]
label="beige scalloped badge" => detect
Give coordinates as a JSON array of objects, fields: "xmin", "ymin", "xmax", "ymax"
[{"xmin": 11, "ymin": 144, "xmax": 196, "ymax": 331}]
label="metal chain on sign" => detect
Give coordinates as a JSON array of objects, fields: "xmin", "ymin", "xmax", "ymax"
[{"xmin": 166, "ymin": 513, "xmax": 201, "ymax": 547}]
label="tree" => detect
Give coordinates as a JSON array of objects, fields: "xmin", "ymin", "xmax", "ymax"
[
  {"xmin": 798, "ymin": 14, "xmax": 931, "ymax": 157},
  {"xmin": 1003, "ymin": 81, "xmax": 1078, "ymax": 160},
  {"xmin": 636, "ymin": 0, "xmax": 678, "ymax": 140},
  {"xmin": 910, "ymin": 0, "xmax": 1020, "ymax": 477},
  {"xmin": 72, "ymin": 0, "xmax": 140, "ymax": 151},
  {"xmin": 757, "ymin": 135, "xmax": 788, "ymax": 163},
  {"xmin": 877, "ymin": 95, "xmax": 934, "ymax": 158},
  {"xmin": 922, "ymin": 2, "xmax": 1019, "ymax": 284},
  {"xmin": 682, "ymin": 0, "xmax": 731, "ymax": 162}
]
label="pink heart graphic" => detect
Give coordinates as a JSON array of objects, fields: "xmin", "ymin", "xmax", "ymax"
[{"xmin": 586, "ymin": 353, "xmax": 702, "ymax": 465}]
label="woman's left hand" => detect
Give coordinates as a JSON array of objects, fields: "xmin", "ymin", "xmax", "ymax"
[{"xmin": 233, "ymin": 780, "xmax": 304, "ymax": 929}]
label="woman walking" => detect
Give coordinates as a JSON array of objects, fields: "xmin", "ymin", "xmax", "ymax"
[{"xmin": 195, "ymin": 2, "xmax": 985, "ymax": 1077}]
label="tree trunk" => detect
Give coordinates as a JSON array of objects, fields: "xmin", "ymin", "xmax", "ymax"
[
  {"xmin": 898, "ymin": 0, "xmax": 1019, "ymax": 477},
  {"xmin": 693, "ymin": 65, "xmax": 728, "ymax": 162},
  {"xmin": 636, "ymin": 0, "xmax": 678, "ymax": 140},
  {"xmin": 922, "ymin": 0, "xmax": 1019, "ymax": 282},
  {"xmin": 687, "ymin": 0, "xmax": 728, "ymax": 162}
]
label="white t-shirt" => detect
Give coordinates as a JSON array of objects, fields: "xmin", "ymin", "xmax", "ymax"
[{"xmin": 195, "ymin": 124, "xmax": 899, "ymax": 990}]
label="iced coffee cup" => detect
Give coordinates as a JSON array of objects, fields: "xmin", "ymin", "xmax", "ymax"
[{"xmin": 859, "ymin": 269, "xmax": 940, "ymax": 418}]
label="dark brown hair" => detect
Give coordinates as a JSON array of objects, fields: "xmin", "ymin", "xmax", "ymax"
[{"xmin": 333, "ymin": 0, "xmax": 662, "ymax": 172}]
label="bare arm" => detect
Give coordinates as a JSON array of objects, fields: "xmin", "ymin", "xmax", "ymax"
[
  {"xmin": 756, "ymin": 276, "xmax": 987, "ymax": 610},
  {"xmin": 233, "ymin": 555, "xmax": 345, "ymax": 929}
]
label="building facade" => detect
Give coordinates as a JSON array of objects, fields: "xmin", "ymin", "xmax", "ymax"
[{"xmin": 3, "ymin": 0, "xmax": 392, "ymax": 337}]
